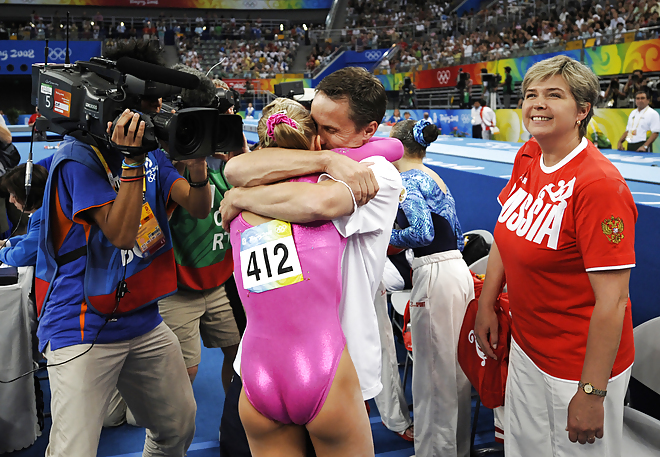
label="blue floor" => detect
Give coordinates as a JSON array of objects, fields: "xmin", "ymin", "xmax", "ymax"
[{"xmin": 9, "ymin": 325, "xmax": 502, "ymax": 457}]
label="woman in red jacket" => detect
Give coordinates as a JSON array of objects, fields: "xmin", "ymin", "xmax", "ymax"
[{"xmin": 475, "ymin": 55, "xmax": 636, "ymax": 457}]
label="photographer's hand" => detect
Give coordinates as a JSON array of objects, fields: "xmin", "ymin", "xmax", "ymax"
[
  {"xmin": 107, "ymin": 109, "xmax": 146, "ymax": 155},
  {"xmin": 83, "ymin": 110, "xmax": 147, "ymax": 250}
]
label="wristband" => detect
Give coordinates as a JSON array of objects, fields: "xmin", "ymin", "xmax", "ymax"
[
  {"xmin": 122, "ymin": 158, "xmax": 146, "ymax": 169},
  {"xmin": 120, "ymin": 174, "xmax": 145, "ymax": 183},
  {"xmin": 189, "ymin": 177, "xmax": 209, "ymax": 188}
]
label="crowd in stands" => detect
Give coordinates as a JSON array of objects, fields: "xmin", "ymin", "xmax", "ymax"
[
  {"xmin": 178, "ymin": 36, "xmax": 299, "ymax": 79},
  {"xmin": 337, "ymin": 0, "xmax": 660, "ymax": 74},
  {"xmin": 0, "ymin": 9, "xmax": 318, "ymax": 78}
]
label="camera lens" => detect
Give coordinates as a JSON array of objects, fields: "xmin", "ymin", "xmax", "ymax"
[{"xmin": 175, "ymin": 112, "xmax": 203, "ymax": 156}]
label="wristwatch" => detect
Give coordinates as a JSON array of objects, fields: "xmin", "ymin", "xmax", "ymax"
[
  {"xmin": 579, "ymin": 381, "xmax": 607, "ymax": 397},
  {"xmin": 642, "ymin": 144, "xmax": 649, "ymax": 151}
]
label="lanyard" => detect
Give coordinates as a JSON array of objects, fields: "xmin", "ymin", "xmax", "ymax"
[
  {"xmin": 631, "ymin": 106, "xmax": 649, "ymax": 132},
  {"xmin": 92, "ymin": 146, "xmax": 146, "ymax": 195}
]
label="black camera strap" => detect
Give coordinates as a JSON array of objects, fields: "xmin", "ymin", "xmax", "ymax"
[{"xmin": 109, "ymin": 141, "xmax": 154, "ymax": 158}]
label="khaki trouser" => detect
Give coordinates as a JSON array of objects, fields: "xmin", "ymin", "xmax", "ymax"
[{"xmin": 44, "ymin": 322, "xmax": 196, "ymax": 457}]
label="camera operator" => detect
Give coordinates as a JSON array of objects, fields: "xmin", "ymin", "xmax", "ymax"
[
  {"xmin": 400, "ymin": 76, "xmax": 417, "ymax": 109},
  {"xmin": 502, "ymin": 66, "xmax": 514, "ymax": 108},
  {"xmin": 623, "ymin": 70, "xmax": 649, "ymax": 107},
  {"xmin": 159, "ymin": 70, "xmax": 243, "ymax": 393},
  {"xmin": 35, "ymin": 41, "xmax": 212, "ymax": 456},
  {"xmin": 457, "ymin": 68, "xmax": 472, "ymax": 109},
  {"xmin": 603, "ymin": 77, "xmax": 625, "ymax": 108},
  {"xmin": 617, "ymin": 90, "xmax": 660, "ymax": 152}
]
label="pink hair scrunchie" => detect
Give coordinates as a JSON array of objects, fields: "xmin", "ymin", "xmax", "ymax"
[{"xmin": 266, "ymin": 112, "xmax": 299, "ymax": 142}]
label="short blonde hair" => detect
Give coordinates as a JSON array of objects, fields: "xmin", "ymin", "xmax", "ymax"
[
  {"xmin": 521, "ymin": 55, "xmax": 599, "ymax": 138},
  {"xmin": 257, "ymin": 98, "xmax": 316, "ymax": 150}
]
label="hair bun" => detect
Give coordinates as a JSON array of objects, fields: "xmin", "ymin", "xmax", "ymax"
[{"xmin": 423, "ymin": 124, "xmax": 439, "ymax": 144}]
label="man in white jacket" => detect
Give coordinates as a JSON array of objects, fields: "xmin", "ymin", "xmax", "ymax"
[{"xmin": 477, "ymin": 98, "xmax": 497, "ymax": 140}]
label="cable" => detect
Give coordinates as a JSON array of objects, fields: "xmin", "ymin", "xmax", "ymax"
[{"xmin": 0, "ymin": 244, "xmax": 128, "ymax": 383}]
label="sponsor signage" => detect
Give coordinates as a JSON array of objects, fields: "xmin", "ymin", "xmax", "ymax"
[
  {"xmin": 0, "ymin": 40, "xmax": 102, "ymax": 75},
  {"xmin": 222, "ymin": 78, "xmax": 262, "ymax": 94}
]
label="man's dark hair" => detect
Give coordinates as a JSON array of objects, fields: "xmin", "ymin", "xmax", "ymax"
[
  {"xmin": 315, "ymin": 67, "xmax": 387, "ymax": 131},
  {"xmin": 635, "ymin": 90, "xmax": 648, "ymax": 98},
  {"xmin": 505, "ymin": 66, "xmax": 511, "ymax": 73},
  {"xmin": 1, "ymin": 164, "xmax": 48, "ymax": 212},
  {"xmin": 103, "ymin": 38, "xmax": 165, "ymax": 66}
]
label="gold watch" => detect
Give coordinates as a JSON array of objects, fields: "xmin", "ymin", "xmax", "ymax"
[{"xmin": 578, "ymin": 381, "xmax": 607, "ymax": 397}]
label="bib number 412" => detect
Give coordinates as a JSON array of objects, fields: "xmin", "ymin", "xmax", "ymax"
[
  {"xmin": 240, "ymin": 232, "xmax": 304, "ymax": 293},
  {"xmin": 246, "ymin": 242, "xmax": 294, "ymax": 282}
]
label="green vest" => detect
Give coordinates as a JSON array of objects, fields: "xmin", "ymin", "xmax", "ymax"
[{"xmin": 169, "ymin": 159, "xmax": 233, "ymax": 291}]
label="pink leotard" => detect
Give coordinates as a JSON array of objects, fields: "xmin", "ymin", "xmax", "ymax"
[{"xmin": 229, "ymin": 136, "xmax": 403, "ymax": 425}]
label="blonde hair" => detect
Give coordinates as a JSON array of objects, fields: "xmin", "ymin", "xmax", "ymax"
[
  {"xmin": 521, "ymin": 55, "xmax": 599, "ymax": 138},
  {"xmin": 257, "ymin": 98, "xmax": 316, "ymax": 150}
]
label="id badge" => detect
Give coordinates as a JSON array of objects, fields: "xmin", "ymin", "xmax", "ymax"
[
  {"xmin": 135, "ymin": 202, "xmax": 166, "ymax": 258},
  {"xmin": 626, "ymin": 135, "xmax": 633, "ymax": 143},
  {"xmin": 240, "ymin": 220, "xmax": 304, "ymax": 293}
]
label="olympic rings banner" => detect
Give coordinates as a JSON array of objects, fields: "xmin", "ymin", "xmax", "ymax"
[
  {"xmin": 0, "ymin": 40, "xmax": 102, "ymax": 75},
  {"xmin": 0, "ymin": 0, "xmax": 332, "ymax": 8},
  {"xmin": 413, "ymin": 39, "xmax": 660, "ymax": 90}
]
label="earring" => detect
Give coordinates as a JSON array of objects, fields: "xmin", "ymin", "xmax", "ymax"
[{"xmin": 576, "ymin": 120, "xmax": 581, "ymax": 125}]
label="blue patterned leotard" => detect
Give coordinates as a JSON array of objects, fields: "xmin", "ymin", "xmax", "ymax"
[{"xmin": 390, "ymin": 169, "xmax": 464, "ymax": 256}]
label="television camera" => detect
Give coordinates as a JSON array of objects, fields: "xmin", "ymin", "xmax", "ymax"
[{"xmin": 31, "ymin": 56, "xmax": 244, "ymax": 160}]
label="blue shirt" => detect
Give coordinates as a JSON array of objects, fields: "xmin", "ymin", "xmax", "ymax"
[
  {"xmin": 0, "ymin": 207, "xmax": 42, "ymax": 266},
  {"xmin": 37, "ymin": 142, "xmax": 182, "ymax": 352},
  {"xmin": 390, "ymin": 169, "xmax": 464, "ymax": 255}
]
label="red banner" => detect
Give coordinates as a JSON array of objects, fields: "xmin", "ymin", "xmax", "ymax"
[
  {"xmin": 222, "ymin": 79, "xmax": 261, "ymax": 94},
  {"xmin": 414, "ymin": 62, "xmax": 489, "ymax": 89},
  {"xmin": 415, "ymin": 67, "xmax": 460, "ymax": 89}
]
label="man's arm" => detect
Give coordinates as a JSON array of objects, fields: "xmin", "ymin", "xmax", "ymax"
[
  {"xmin": 641, "ymin": 132, "xmax": 659, "ymax": 151},
  {"xmin": 220, "ymin": 180, "xmax": 354, "ymax": 231},
  {"xmin": 224, "ymin": 148, "xmax": 377, "ymax": 205},
  {"xmin": 617, "ymin": 129, "xmax": 629, "ymax": 150},
  {"xmin": 169, "ymin": 158, "xmax": 211, "ymax": 219},
  {"xmin": 0, "ymin": 123, "xmax": 11, "ymax": 145},
  {"xmin": 86, "ymin": 111, "xmax": 148, "ymax": 249}
]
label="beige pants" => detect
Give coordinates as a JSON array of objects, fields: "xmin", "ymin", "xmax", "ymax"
[{"xmin": 44, "ymin": 322, "xmax": 196, "ymax": 457}]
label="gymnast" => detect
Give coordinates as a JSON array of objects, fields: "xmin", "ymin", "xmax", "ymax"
[{"xmin": 228, "ymin": 97, "xmax": 401, "ymax": 457}]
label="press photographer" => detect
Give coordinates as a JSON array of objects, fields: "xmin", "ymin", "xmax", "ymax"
[
  {"xmin": 602, "ymin": 77, "xmax": 625, "ymax": 108},
  {"xmin": 623, "ymin": 70, "xmax": 649, "ymax": 108},
  {"xmin": 399, "ymin": 76, "xmax": 417, "ymax": 109},
  {"xmin": 32, "ymin": 40, "xmax": 224, "ymax": 456}
]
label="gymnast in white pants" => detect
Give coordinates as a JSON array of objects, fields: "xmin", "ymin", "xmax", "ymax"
[{"xmin": 390, "ymin": 119, "xmax": 474, "ymax": 457}]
